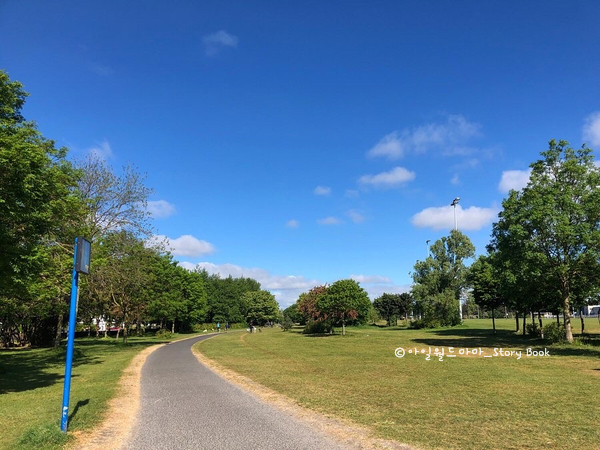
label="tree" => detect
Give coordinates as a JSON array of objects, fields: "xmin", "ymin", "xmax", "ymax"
[
  {"xmin": 373, "ymin": 293, "xmax": 402, "ymax": 326},
  {"xmin": 467, "ymin": 255, "xmax": 504, "ymax": 334},
  {"xmin": 244, "ymin": 290, "xmax": 280, "ymax": 325},
  {"xmin": 76, "ymin": 154, "xmax": 153, "ymax": 240},
  {"xmin": 397, "ymin": 292, "xmax": 414, "ymax": 325},
  {"xmin": 316, "ymin": 279, "xmax": 371, "ymax": 335},
  {"xmin": 490, "ymin": 140, "xmax": 600, "ymax": 342},
  {"xmin": 0, "ymin": 70, "xmax": 81, "ymax": 347},
  {"xmin": 282, "ymin": 303, "xmax": 303, "ymax": 324},
  {"xmin": 411, "ymin": 230, "xmax": 475, "ymax": 327},
  {"xmin": 297, "ymin": 286, "xmax": 328, "ymax": 323}
]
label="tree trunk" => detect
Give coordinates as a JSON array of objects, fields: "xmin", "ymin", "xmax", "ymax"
[
  {"xmin": 116, "ymin": 327, "xmax": 120, "ymax": 340},
  {"xmin": 562, "ymin": 293, "xmax": 574, "ymax": 343},
  {"xmin": 54, "ymin": 314, "xmax": 63, "ymax": 348},
  {"xmin": 538, "ymin": 312, "xmax": 543, "ymax": 329},
  {"xmin": 342, "ymin": 320, "xmax": 346, "ymax": 336},
  {"xmin": 580, "ymin": 311, "xmax": 585, "ymax": 334},
  {"xmin": 515, "ymin": 314, "xmax": 520, "ymax": 332},
  {"xmin": 492, "ymin": 308, "xmax": 496, "ymax": 334},
  {"xmin": 522, "ymin": 312, "xmax": 526, "ymax": 336},
  {"xmin": 171, "ymin": 321, "xmax": 175, "ymax": 334},
  {"xmin": 556, "ymin": 312, "xmax": 560, "ymax": 325},
  {"xmin": 123, "ymin": 325, "xmax": 128, "ymax": 344}
]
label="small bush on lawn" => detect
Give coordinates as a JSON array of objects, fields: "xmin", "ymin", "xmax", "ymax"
[
  {"xmin": 303, "ymin": 320, "xmax": 332, "ymax": 334},
  {"xmin": 155, "ymin": 329, "xmax": 173, "ymax": 339},
  {"xmin": 543, "ymin": 322, "xmax": 566, "ymax": 344},
  {"xmin": 526, "ymin": 322, "xmax": 541, "ymax": 338}
]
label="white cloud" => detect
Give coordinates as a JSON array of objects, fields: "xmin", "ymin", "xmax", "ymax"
[
  {"xmin": 367, "ymin": 115, "xmax": 481, "ymax": 160},
  {"xmin": 367, "ymin": 132, "xmax": 403, "ymax": 159},
  {"xmin": 147, "ymin": 200, "xmax": 176, "ymax": 218},
  {"xmin": 498, "ymin": 169, "xmax": 531, "ymax": 193},
  {"xmin": 346, "ymin": 209, "xmax": 365, "ymax": 224},
  {"xmin": 203, "ymin": 30, "xmax": 238, "ymax": 56},
  {"xmin": 411, "ymin": 205, "xmax": 499, "ymax": 231},
  {"xmin": 314, "ymin": 186, "xmax": 331, "ymax": 196},
  {"xmin": 583, "ymin": 112, "xmax": 600, "ymax": 147},
  {"xmin": 87, "ymin": 139, "xmax": 112, "ymax": 160},
  {"xmin": 450, "ymin": 174, "xmax": 460, "ymax": 185},
  {"xmin": 286, "ymin": 219, "xmax": 299, "ymax": 228},
  {"xmin": 151, "ymin": 234, "xmax": 216, "ymax": 257},
  {"xmin": 358, "ymin": 166, "xmax": 416, "ymax": 188},
  {"xmin": 190, "ymin": 262, "xmax": 323, "ymax": 307},
  {"xmin": 345, "ymin": 189, "xmax": 359, "ymax": 198},
  {"xmin": 350, "ymin": 274, "xmax": 392, "ymax": 284},
  {"xmin": 317, "ymin": 216, "xmax": 342, "ymax": 225}
]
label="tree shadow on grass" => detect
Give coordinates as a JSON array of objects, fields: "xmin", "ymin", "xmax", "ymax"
[
  {"xmin": 411, "ymin": 327, "xmax": 600, "ymax": 358},
  {"xmin": 0, "ymin": 345, "xmax": 101, "ymax": 394}
]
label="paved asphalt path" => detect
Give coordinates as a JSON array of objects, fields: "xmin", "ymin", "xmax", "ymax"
[{"xmin": 125, "ymin": 334, "xmax": 347, "ymax": 450}]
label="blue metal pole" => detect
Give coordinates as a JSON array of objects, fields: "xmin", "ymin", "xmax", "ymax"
[{"xmin": 61, "ymin": 238, "xmax": 79, "ymax": 433}]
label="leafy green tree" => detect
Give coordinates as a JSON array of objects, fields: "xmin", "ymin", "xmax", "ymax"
[
  {"xmin": 282, "ymin": 303, "xmax": 303, "ymax": 324},
  {"xmin": 244, "ymin": 290, "xmax": 280, "ymax": 325},
  {"xmin": 411, "ymin": 230, "xmax": 475, "ymax": 327},
  {"xmin": 297, "ymin": 286, "xmax": 328, "ymax": 323},
  {"xmin": 490, "ymin": 140, "xmax": 600, "ymax": 342},
  {"xmin": 0, "ymin": 71, "xmax": 82, "ymax": 346},
  {"xmin": 373, "ymin": 293, "xmax": 402, "ymax": 326},
  {"xmin": 467, "ymin": 254, "xmax": 504, "ymax": 333},
  {"xmin": 317, "ymin": 279, "xmax": 371, "ymax": 335}
]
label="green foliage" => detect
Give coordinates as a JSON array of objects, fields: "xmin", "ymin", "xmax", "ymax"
[
  {"xmin": 282, "ymin": 303, "xmax": 304, "ymax": 324},
  {"xmin": 411, "ymin": 230, "xmax": 474, "ymax": 327},
  {"xmin": 543, "ymin": 322, "xmax": 567, "ymax": 344},
  {"xmin": 490, "ymin": 140, "xmax": 600, "ymax": 342},
  {"xmin": 244, "ymin": 290, "xmax": 280, "ymax": 325},
  {"xmin": 302, "ymin": 319, "xmax": 332, "ymax": 334},
  {"xmin": 373, "ymin": 293, "xmax": 413, "ymax": 326},
  {"xmin": 317, "ymin": 279, "xmax": 371, "ymax": 334},
  {"xmin": 155, "ymin": 329, "xmax": 173, "ymax": 339},
  {"xmin": 525, "ymin": 322, "xmax": 541, "ymax": 338},
  {"xmin": 281, "ymin": 314, "xmax": 294, "ymax": 331}
]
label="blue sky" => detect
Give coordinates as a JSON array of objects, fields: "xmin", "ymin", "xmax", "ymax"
[{"xmin": 2, "ymin": 1, "xmax": 600, "ymax": 306}]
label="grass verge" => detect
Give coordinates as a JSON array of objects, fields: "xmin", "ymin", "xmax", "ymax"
[
  {"xmin": 195, "ymin": 319, "xmax": 600, "ymax": 450},
  {"xmin": 0, "ymin": 332, "xmax": 200, "ymax": 450}
]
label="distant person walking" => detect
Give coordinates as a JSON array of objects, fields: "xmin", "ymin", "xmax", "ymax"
[
  {"xmin": 225, "ymin": 322, "xmax": 229, "ymax": 332},
  {"xmin": 217, "ymin": 322, "xmax": 221, "ymax": 332}
]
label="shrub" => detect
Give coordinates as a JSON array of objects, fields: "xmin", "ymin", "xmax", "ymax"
[
  {"xmin": 542, "ymin": 322, "xmax": 566, "ymax": 344},
  {"xmin": 526, "ymin": 322, "xmax": 541, "ymax": 338},
  {"xmin": 281, "ymin": 315, "xmax": 294, "ymax": 331},
  {"xmin": 303, "ymin": 320, "xmax": 332, "ymax": 334},
  {"xmin": 410, "ymin": 318, "xmax": 441, "ymax": 329},
  {"xmin": 155, "ymin": 329, "xmax": 173, "ymax": 339}
]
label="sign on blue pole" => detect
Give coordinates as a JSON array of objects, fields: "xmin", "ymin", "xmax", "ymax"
[{"xmin": 60, "ymin": 236, "xmax": 91, "ymax": 433}]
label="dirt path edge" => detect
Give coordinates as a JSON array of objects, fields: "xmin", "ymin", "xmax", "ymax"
[{"xmin": 192, "ymin": 337, "xmax": 414, "ymax": 450}]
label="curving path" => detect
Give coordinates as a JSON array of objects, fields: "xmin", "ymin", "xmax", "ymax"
[{"xmin": 125, "ymin": 334, "xmax": 346, "ymax": 449}]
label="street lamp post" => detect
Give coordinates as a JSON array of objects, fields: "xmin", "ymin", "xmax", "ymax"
[{"xmin": 451, "ymin": 197, "xmax": 460, "ymax": 231}]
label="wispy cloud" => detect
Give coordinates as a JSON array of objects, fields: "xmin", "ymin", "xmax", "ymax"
[
  {"xmin": 367, "ymin": 115, "xmax": 482, "ymax": 160},
  {"xmin": 314, "ymin": 186, "xmax": 331, "ymax": 196},
  {"xmin": 286, "ymin": 219, "xmax": 299, "ymax": 228},
  {"xmin": 450, "ymin": 174, "xmax": 460, "ymax": 185},
  {"xmin": 350, "ymin": 274, "xmax": 392, "ymax": 284},
  {"xmin": 583, "ymin": 112, "xmax": 600, "ymax": 147},
  {"xmin": 358, "ymin": 166, "xmax": 416, "ymax": 188},
  {"xmin": 203, "ymin": 30, "xmax": 238, "ymax": 56},
  {"xmin": 88, "ymin": 62, "xmax": 114, "ymax": 76},
  {"xmin": 147, "ymin": 200, "xmax": 176, "ymax": 218},
  {"xmin": 150, "ymin": 234, "xmax": 216, "ymax": 257},
  {"xmin": 317, "ymin": 216, "xmax": 342, "ymax": 225},
  {"xmin": 87, "ymin": 139, "xmax": 113, "ymax": 160},
  {"xmin": 346, "ymin": 209, "xmax": 365, "ymax": 224},
  {"xmin": 411, "ymin": 204, "xmax": 499, "ymax": 231},
  {"xmin": 498, "ymin": 169, "xmax": 531, "ymax": 193}
]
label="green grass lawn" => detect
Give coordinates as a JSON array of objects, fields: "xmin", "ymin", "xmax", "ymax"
[
  {"xmin": 0, "ymin": 333, "xmax": 199, "ymax": 450},
  {"xmin": 195, "ymin": 319, "xmax": 600, "ymax": 450}
]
